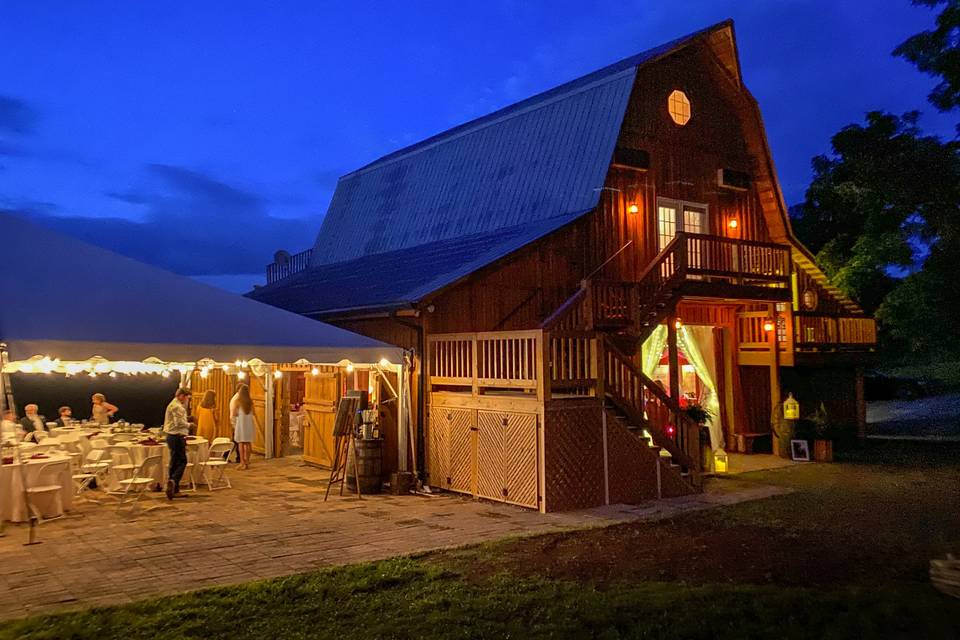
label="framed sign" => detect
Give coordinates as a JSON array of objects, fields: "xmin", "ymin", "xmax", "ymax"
[{"xmin": 790, "ymin": 439, "xmax": 811, "ymax": 462}]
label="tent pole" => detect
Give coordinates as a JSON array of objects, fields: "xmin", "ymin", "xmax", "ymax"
[
  {"xmin": 264, "ymin": 373, "xmax": 275, "ymax": 459},
  {"xmin": 0, "ymin": 342, "xmax": 14, "ymax": 414},
  {"xmin": 397, "ymin": 364, "xmax": 408, "ymax": 473}
]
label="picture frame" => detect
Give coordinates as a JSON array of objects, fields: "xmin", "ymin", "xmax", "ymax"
[{"xmin": 790, "ymin": 439, "xmax": 811, "ymax": 462}]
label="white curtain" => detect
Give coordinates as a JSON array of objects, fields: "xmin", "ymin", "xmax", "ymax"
[
  {"xmin": 640, "ymin": 325, "xmax": 668, "ymax": 377},
  {"xmin": 679, "ymin": 326, "xmax": 724, "ymax": 452}
]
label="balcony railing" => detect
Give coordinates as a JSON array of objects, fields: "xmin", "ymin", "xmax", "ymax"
[
  {"xmin": 266, "ymin": 248, "xmax": 313, "ymax": 284},
  {"xmin": 794, "ymin": 313, "xmax": 877, "ymax": 351}
]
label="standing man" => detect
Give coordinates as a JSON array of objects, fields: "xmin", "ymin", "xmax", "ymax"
[{"xmin": 163, "ymin": 387, "xmax": 193, "ymax": 500}]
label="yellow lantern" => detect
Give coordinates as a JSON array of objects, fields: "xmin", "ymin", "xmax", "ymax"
[
  {"xmin": 714, "ymin": 451, "xmax": 728, "ymax": 473},
  {"xmin": 784, "ymin": 392, "xmax": 800, "ymax": 420}
]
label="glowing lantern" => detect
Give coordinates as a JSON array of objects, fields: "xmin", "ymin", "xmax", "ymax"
[
  {"xmin": 310, "ymin": 367, "xmax": 319, "ymax": 376},
  {"xmin": 666, "ymin": 425, "xmax": 676, "ymax": 437},
  {"xmin": 714, "ymin": 451, "xmax": 728, "ymax": 473},
  {"xmin": 627, "ymin": 204, "xmax": 639, "ymax": 215},
  {"xmin": 727, "ymin": 218, "xmax": 739, "ymax": 230},
  {"xmin": 763, "ymin": 318, "xmax": 775, "ymax": 332},
  {"xmin": 784, "ymin": 392, "xmax": 800, "ymax": 420},
  {"xmin": 674, "ymin": 318, "xmax": 683, "ymax": 330}
]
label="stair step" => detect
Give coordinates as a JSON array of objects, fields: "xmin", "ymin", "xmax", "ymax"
[{"xmin": 659, "ymin": 449, "xmax": 672, "ymax": 458}]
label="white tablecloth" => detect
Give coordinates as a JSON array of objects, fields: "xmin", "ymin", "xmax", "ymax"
[{"xmin": 0, "ymin": 454, "xmax": 73, "ymax": 522}]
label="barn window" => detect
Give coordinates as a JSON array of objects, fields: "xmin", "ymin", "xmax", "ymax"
[{"xmin": 668, "ymin": 90, "xmax": 691, "ymax": 126}]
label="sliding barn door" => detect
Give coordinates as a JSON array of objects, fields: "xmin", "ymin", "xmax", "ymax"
[{"xmin": 302, "ymin": 367, "xmax": 339, "ymax": 467}]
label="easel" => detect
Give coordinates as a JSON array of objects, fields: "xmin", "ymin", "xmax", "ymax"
[{"xmin": 323, "ymin": 394, "xmax": 363, "ymax": 501}]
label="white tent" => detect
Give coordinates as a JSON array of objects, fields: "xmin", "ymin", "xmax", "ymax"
[{"xmin": 0, "ymin": 212, "xmax": 402, "ymax": 366}]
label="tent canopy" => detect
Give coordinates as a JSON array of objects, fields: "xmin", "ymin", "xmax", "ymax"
[{"xmin": 0, "ymin": 213, "xmax": 402, "ymax": 365}]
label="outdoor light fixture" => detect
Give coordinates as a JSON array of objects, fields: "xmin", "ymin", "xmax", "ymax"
[
  {"xmin": 674, "ymin": 318, "xmax": 683, "ymax": 329},
  {"xmin": 784, "ymin": 392, "xmax": 800, "ymax": 420},
  {"xmin": 627, "ymin": 203, "xmax": 639, "ymax": 214},
  {"xmin": 222, "ymin": 364, "xmax": 231, "ymax": 373},
  {"xmin": 234, "ymin": 360, "xmax": 242, "ymax": 367},
  {"xmin": 763, "ymin": 318, "xmax": 775, "ymax": 332},
  {"xmin": 237, "ymin": 370, "xmax": 247, "ymax": 380},
  {"xmin": 273, "ymin": 370, "xmax": 283, "ymax": 379},
  {"xmin": 714, "ymin": 451, "xmax": 729, "ymax": 473},
  {"xmin": 311, "ymin": 367, "xmax": 319, "ymax": 376},
  {"xmin": 161, "ymin": 370, "xmax": 171, "ymax": 378},
  {"xmin": 109, "ymin": 372, "xmax": 117, "ymax": 378},
  {"xmin": 727, "ymin": 218, "xmax": 739, "ymax": 229},
  {"xmin": 346, "ymin": 363, "xmax": 354, "ymax": 373}
]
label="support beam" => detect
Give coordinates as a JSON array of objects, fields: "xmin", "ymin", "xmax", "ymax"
[
  {"xmin": 767, "ymin": 303, "xmax": 781, "ymax": 455},
  {"xmin": 667, "ymin": 317, "xmax": 681, "ymax": 402}
]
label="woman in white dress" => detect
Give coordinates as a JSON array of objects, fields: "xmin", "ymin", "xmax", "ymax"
[{"xmin": 230, "ymin": 384, "xmax": 255, "ymax": 470}]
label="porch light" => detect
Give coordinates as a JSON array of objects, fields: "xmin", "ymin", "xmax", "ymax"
[
  {"xmin": 763, "ymin": 318, "xmax": 775, "ymax": 332},
  {"xmin": 311, "ymin": 367, "xmax": 319, "ymax": 376},
  {"xmin": 628, "ymin": 203, "xmax": 639, "ymax": 215},
  {"xmin": 674, "ymin": 318, "xmax": 683, "ymax": 330},
  {"xmin": 784, "ymin": 393, "xmax": 800, "ymax": 420},
  {"xmin": 727, "ymin": 218, "xmax": 738, "ymax": 229}
]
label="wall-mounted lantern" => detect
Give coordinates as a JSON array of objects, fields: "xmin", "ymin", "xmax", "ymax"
[
  {"xmin": 763, "ymin": 318, "xmax": 775, "ymax": 333},
  {"xmin": 627, "ymin": 203, "xmax": 639, "ymax": 215}
]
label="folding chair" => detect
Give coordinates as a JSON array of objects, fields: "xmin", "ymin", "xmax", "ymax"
[
  {"xmin": 106, "ymin": 445, "xmax": 137, "ymax": 483},
  {"xmin": 113, "ymin": 454, "xmax": 163, "ymax": 514},
  {"xmin": 201, "ymin": 440, "xmax": 233, "ymax": 490},
  {"xmin": 25, "ymin": 462, "xmax": 65, "ymax": 523}
]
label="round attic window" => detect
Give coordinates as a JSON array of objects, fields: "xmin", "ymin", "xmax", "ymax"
[{"xmin": 668, "ymin": 90, "xmax": 691, "ymax": 126}]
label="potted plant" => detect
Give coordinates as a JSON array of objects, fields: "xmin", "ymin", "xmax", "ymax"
[{"xmin": 808, "ymin": 403, "xmax": 834, "ymax": 462}]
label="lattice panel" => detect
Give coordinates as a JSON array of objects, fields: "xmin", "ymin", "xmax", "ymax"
[
  {"xmin": 476, "ymin": 411, "xmax": 506, "ymax": 502},
  {"xmin": 447, "ymin": 409, "xmax": 474, "ymax": 493},
  {"xmin": 543, "ymin": 406, "xmax": 605, "ymax": 511},
  {"xmin": 428, "ymin": 411, "xmax": 450, "ymax": 489},
  {"xmin": 605, "ymin": 415, "xmax": 658, "ymax": 504},
  {"xmin": 504, "ymin": 413, "xmax": 539, "ymax": 508}
]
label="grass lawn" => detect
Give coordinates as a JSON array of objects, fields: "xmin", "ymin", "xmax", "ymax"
[{"xmin": 3, "ymin": 441, "xmax": 959, "ymax": 639}]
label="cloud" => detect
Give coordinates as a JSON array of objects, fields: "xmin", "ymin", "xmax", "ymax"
[
  {"xmin": 12, "ymin": 164, "xmax": 319, "ymax": 277},
  {"xmin": 0, "ymin": 96, "xmax": 38, "ymax": 135}
]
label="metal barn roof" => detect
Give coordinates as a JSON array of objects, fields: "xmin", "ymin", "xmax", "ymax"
[{"xmin": 251, "ymin": 21, "xmax": 738, "ymax": 316}]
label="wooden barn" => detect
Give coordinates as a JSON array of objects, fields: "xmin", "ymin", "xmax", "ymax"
[{"xmin": 249, "ymin": 20, "xmax": 876, "ymax": 512}]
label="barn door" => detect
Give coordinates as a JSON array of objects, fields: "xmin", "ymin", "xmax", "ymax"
[
  {"xmin": 429, "ymin": 408, "xmax": 474, "ymax": 493},
  {"xmin": 477, "ymin": 411, "xmax": 539, "ymax": 508},
  {"xmin": 302, "ymin": 367, "xmax": 339, "ymax": 467},
  {"xmin": 249, "ymin": 374, "xmax": 267, "ymax": 454}
]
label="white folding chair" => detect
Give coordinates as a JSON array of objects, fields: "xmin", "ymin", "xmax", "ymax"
[
  {"xmin": 25, "ymin": 462, "xmax": 65, "ymax": 522},
  {"xmin": 32, "ymin": 430, "xmax": 49, "ymax": 442},
  {"xmin": 106, "ymin": 445, "xmax": 137, "ymax": 483},
  {"xmin": 201, "ymin": 441, "xmax": 233, "ymax": 490},
  {"xmin": 113, "ymin": 454, "xmax": 163, "ymax": 514},
  {"xmin": 90, "ymin": 438, "xmax": 109, "ymax": 450}
]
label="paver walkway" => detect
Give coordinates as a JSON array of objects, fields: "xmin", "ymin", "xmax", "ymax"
[{"xmin": 0, "ymin": 456, "xmax": 788, "ymax": 621}]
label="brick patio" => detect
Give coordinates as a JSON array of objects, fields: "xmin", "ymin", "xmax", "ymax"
[{"xmin": 0, "ymin": 456, "xmax": 788, "ymax": 621}]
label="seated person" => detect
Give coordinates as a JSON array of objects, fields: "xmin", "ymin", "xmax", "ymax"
[
  {"xmin": 19, "ymin": 403, "xmax": 47, "ymax": 442},
  {"xmin": 1, "ymin": 409, "xmax": 20, "ymax": 443},
  {"xmin": 54, "ymin": 406, "xmax": 74, "ymax": 427}
]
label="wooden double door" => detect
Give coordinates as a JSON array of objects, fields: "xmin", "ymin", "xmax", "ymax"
[{"xmin": 429, "ymin": 407, "xmax": 540, "ymax": 509}]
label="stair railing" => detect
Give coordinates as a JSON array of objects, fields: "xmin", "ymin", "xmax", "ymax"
[{"xmin": 600, "ymin": 336, "xmax": 701, "ymax": 482}]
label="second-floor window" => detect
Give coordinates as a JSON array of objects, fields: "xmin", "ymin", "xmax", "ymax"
[{"xmin": 657, "ymin": 198, "xmax": 707, "ymax": 250}]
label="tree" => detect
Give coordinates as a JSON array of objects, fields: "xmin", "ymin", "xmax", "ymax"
[
  {"xmin": 894, "ymin": 0, "xmax": 960, "ymax": 116},
  {"xmin": 793, "ymin": 111, "xmax": 960, "ymax": 358}
]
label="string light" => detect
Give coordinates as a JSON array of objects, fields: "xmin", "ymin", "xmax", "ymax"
[
  {"xmin": 273, "ymin": 370, "xmax": 283, "ymax": 379},
  {"xmin": 310, "ymin": 367, "xmax": 319, "ymax": 376},
  {"xmin": 674, "ymin": 318, "xmax": 683, "ymax": 330},
  {"xmin": 237, "ymin": 370, "xmax": 247, "ymax": 380},
  {"xmin": 200, "ymin": 369, "xmax": 209, "ymax": 379},
  {"xmin": 379, "ymin": 358, "xmax": 391, "ymax": 367},
  {"xmin": 346, "ymin": 363, "xmax": 354, "ymax": 373}
]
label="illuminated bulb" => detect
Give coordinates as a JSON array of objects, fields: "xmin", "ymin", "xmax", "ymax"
[
  {"xmin": 310, "ymin": 367, "xmax": 319, "ymax": 376},
  {"xmin": 222, "ymin": 364, "xmax": 231, "ymax": 373},
  {"xmin": 89, "ymin": 372, "xmax": 97, "ymax": 378},
  {"xmin": 627, "ymin": 204, "xmax": 639, "ymax": 215},
  {"xmin": 763, "ymin": 320, "xmax": 775, "ymax": 332},
  {"xmin": 234, "ymin": 360, "xmax": 242, "ymax": 367},
  {"xmin": 109, "ymin": 371, "xmax": 117, "ymax": 378},
  {"xmin": 379, "ymin": 358, "xmax": 390, "ymax": 367},
  {"xmin": 674, "ymin": 318, "xmax": 683, "ymax": 330},
  {"xmin": 240, "ymin": 360, "xmax": 248, "ymax": 368},
  {"xmin": 162, "ymin": 370, "xmax": 171, "ymax": 378},
  {"xmin": 345, "ymin": 363, "xmax": 354, "ymax": 373},
  {"xmin": 274, "ymin": 370, "xmax": 283, "ymax": 379},
  {"xmin": 200, "ymin": 369, "xmax": 209, "ymax": 379},
  {"xmin": 667, "ymin": 425, "xmax": 676, "ymax": 437},
  {"xmin": 237, "ymin": 371, "xmax": 247, "ymax": 380},
  {"xmin": 727, "ymin": 218, "xmax": 739, "ymax": 229}
]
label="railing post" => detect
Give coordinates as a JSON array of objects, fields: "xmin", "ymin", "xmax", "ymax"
[
  {"xmin": 471, "ymin": 335, "xmax": 479, "ymax": 398},
  {"xmin": 582, "ymin": 279, "xmax": 594, "ymax": 331},
  {"xmin": 537, "ymin": 330, "xmax": 551, "ymax": 405},
  {"xmin": 595, "ymin": 335, "xmax": 605, "ymax": 401},
  {"xmin": 676, "ymin": 232, "xmax": 688, "ymax": 281}
]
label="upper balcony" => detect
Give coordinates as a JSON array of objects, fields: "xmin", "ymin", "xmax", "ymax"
[{"xmin": 266, "ymin": 248, "xmax": 313, "ymax": 284}]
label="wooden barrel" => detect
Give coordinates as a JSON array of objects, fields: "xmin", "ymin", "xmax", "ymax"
[{"xmin": 347, "ymin": 438, "xmax": 383, "ymax": 494}]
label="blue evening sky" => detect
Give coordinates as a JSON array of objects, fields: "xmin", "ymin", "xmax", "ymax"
[{"xmin": 0, "ymin": 1, "xmax": 954, "ymax": 292}]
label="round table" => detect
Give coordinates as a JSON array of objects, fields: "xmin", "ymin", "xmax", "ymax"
[{"xmin": 0, "ymin": 453, "xmax": 73, "ymax": 522}]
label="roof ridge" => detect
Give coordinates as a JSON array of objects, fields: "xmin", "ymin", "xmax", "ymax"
[{"xmin": 343, "ymin": 19, "xmax": 732, "ymax": 180}]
